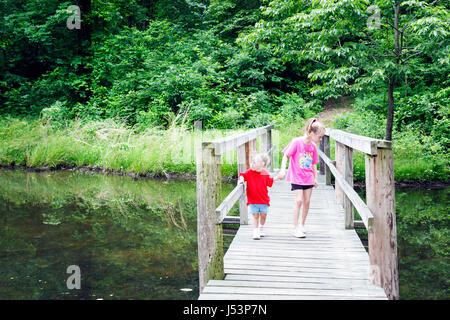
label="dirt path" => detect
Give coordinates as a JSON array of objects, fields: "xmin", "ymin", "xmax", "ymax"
[{"xmin": 317, "ymin": 96, "xmax": 354, "ymax": 127}]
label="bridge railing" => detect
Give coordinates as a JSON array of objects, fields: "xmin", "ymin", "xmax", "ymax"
[
  {"xmin": 318, "ymin": 128, "xmax": 399, "ymax": 300},
  {"xmin": 196, "ymin": 124, "xmax": 274, "ymax": 293},
  {"xmin": 196, "ymin": 124, "xmax": 398, "ymax": 300}
]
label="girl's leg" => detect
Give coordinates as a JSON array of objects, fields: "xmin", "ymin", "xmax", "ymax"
[
  {"xmin": 293, "ymin": 189, "xmax": 303, "ymax": 229},
  {"xmin": 300, "ymin": 188, "xmax": 313, "ymax": 227}
]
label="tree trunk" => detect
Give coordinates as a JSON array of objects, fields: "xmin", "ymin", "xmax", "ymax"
[
  {"xmin": 386, "ymin": 79, "xmax": 394, "ymax": 141},
  {"xmin": 386, "ymin": 3, "xmax": 401, "ymax": 142}
]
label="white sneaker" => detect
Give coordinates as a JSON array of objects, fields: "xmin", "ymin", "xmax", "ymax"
[
  {"xmin": 252, "ymin": 228, "xmax": 260, "ymax": 240},
  {"xmin": 259, "ymin": 228, "xmax": 265, "ymax": 237},
  {"xmin": 294, "ymin": 227, "xmax": 306, "ymax": 238},
  {"xmin": 298, "ymin": 224, "xmax": 306, "ymax": 234}
]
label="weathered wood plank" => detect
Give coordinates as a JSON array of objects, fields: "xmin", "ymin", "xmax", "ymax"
[
  {"xmin": 202, "ymin": 285, "xmax": 386, "ymax": 298},
  {"xmin": 317, "ymin": 148, "xmax": 374, "ymax": 230},
  {"xmin": 366, "ymin": 148, "xmax": 399, "ymax": 300},
  {"xmin": 215, "ymin": 184, "xmax": 244, "ymax": 224},
  {"xmin": 208, "ymin": 280, "xmax": 385, "ymax": 292},
  {"xmin": 208, "ymin": 124, "xmax": 274, "ymax": 155},
  {"xmin": 343, "ymin": 145, "xmax": 354, "ymax": 229},
  {"xmin": 199, "ymin": 293, "xmax": 387, "ymax": 300},
  {"xmin": 236, "ymin": 143, "xmax": 248, "ymax": 225},
  {"xmin": 223, "ymin": 268, "xmax": 370, "ymax": 281},
  {"xmin": 335, "ymin": 140, "xmax": 345, "ymax": 205},
  {"xmin": 225, "ymin": 274, "xmax": 372, "ymax": 286},
  {"xmin": 196, "ymin": 145, "xmax": 224, "ymax": 293},
  {"xmin": 325, "ymin": 128, "xmax": 392, "ymax": 155}
]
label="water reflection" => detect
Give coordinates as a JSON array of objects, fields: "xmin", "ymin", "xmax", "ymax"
[
  {"xmin": 1, "ymin": 168, "xmax": 447, "ymax": 299},
  {"xmin": 0, "ymin": 169, "xmax": 233, "ymax": 300},
  {"xmin": 354, "ymin": 186, "xmax": 449, "ymax": 300}
]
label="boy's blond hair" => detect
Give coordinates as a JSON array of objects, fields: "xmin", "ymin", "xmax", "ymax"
[{"xmin": 250, "ymin": 152, "xmax": 270, "ymax": 167}]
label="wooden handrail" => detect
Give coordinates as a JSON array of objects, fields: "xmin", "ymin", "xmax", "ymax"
[
  {"xmin": 318, "ymin": 148, "xmax": 373, "ymax": 230},
  {"xmin": 215, "ymin": 183, "xmax": 245, "ymax": 224},
  {"xmin": 319, "ymin": 127, "xmax": 398, "ymax": 300},
  {"xmin": 325, "ymin": 128, "xmax": 391, "ymax": 155},
  {"xmin": 203, "ymin": 124, "xmax": 274, "ymax": 155}
]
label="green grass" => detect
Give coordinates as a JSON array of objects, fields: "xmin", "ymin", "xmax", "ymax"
[
  {"xmin": 0, "ymin": 117, "xmax": 242, "ymax": 178},
  {"xmin": 0, "ymin": 116, "xmax": 448, "ymax": 182}
]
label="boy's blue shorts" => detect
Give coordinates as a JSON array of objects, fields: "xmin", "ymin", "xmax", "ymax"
[{"xmin": 248, "ymin": 204, "xmax": 269, "ymax": 214}]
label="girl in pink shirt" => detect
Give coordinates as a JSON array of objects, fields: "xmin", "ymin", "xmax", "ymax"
[{"xmin": 278, "ymin": 118, "xmax": 325, "ymax": 238}]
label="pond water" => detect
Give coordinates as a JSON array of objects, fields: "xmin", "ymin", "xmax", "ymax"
[
  {"xmin": 0, "ymin": 168, "xmax": 234, "ymax": 300},
  {"xmin": 0, "ymin": 169, "xmax": 448, "ymax": 299},
  {"xmin": 354, "ymin": 186, "xmax": 449, "ymax": 300}
]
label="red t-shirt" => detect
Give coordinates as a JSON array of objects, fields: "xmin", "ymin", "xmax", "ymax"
[{"xmin": 239, "ymin": 169, "xmax": 274, "ymax": 206}]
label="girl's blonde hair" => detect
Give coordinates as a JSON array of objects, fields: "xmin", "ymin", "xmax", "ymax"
[{"xmin": 304, "ymin": 118, "xmax": 325, "ymax": 135}]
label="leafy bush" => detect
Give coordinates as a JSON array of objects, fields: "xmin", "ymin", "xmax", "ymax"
[
  {"xmin": 333, "ymin": 110, "xmax": 385, "ymax": 139},
  {"xmin": 333, "ymin": 110, "xmax": 449, "ymax": 182},
  {"xmin": 245, "ymin": 113, "xmax": 272, "ymax": 128}
]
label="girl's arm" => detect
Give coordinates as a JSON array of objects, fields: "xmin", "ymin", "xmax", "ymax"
[{"xmin": 277, "ymin": 154, "xmax": 289, "ymax": 179}]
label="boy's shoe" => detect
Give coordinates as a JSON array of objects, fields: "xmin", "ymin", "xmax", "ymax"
[
  {"xmin": 252, "ymin": 228, "xmax": 261, "ymax": 240},
  {"xmin": 259, "ymin": 228, "xmax": 265, "ymax": 237}
]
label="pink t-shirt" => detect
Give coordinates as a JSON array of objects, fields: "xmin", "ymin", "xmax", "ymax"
[{"xmin": 282, "ymin": 137, "xmax": 319, "ymax": 185}]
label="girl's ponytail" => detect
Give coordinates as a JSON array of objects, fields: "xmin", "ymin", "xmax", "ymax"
[
  {"xmin": 305, "ymin": 118, "xmax": 318, "ymax": 134},
  {"xmin": 304, "ymin": 117, "xmax": 325, "ymax": 135}
]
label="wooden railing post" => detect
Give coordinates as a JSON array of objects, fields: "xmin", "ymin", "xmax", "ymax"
[
  {"xmin": 237, "ymin": 144, "xmax": 248, "ymax": 225},
  {"xmin": 319, "ymin": 139, "xmax": 325, "ymax": 175},
  {"xmin": 267, "ymin": 129, "xmax": 273, "ymax": 171},
  {"xmin": 319, "ymin": 135, "xmax": 331, "ymax": 185},
  {"xmin": 366, "ymin": 147, "xmax": 399, "ymax": 300},
  {"xmin": 196, "ymin": 143, "xmax": 224, "ymax": 293},
  {"xmin": 335, "ymin": 141, "xmax": 345, "ymax": 205},
  {"xmin": 343, "ymin": 145, "xmax": 354, "ymax": 229}
]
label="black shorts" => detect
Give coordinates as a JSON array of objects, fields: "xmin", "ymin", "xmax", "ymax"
[{"xmin": 291, "ymin": 184, "xmax": 314, "ymax": 191}]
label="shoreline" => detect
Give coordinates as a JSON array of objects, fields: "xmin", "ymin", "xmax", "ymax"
[{"xmin": 1, "ymin": 164, "xmax": 448, "ymax": 188}]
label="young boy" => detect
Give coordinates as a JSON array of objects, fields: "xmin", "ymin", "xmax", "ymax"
[{"xmin": 238, "ymin": 152, "xmax": 281, "ymax": 240}]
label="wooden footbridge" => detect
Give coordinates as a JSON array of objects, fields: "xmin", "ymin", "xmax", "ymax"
[{"xmin": 196, "ymin": 125, "xmax": 399, "ymax": 300}]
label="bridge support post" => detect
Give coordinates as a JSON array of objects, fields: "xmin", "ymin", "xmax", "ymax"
[
  {"xmin": 237, "ymin": 144, "xmax": 248, "ymax": 225},
  {"xmin": 335, "ymin": 141, "xmax": 345, "ymax": 205},
  {"xmin": 366, "ymin": 147, "xmax": 399, "ymax": 300},
  {"xmin": 343, "ymin": 145, "xmax": 354, "ymax": 229},
  {"xmin": 196, "ymin": 143, "xmax": 224, "ymax": 293},
  {"xmin": 320, "ymin": 135, "xmax": 332, "ymax": 185}
]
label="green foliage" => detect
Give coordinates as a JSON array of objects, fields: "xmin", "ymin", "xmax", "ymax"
[
  {"xmin": 241, "ymin": 0, "xmax": 450, "ymax": 139},
  {"xmin": 0, "ymin": 0, "xmax": 448, "ymax": 182},
  {"xmin": 333, "ymin": 110, "xmax": 449, "ymax": 182},
  {"xmin": 334, "ymin": 109, "xmax": 386, "ymax": 139}
]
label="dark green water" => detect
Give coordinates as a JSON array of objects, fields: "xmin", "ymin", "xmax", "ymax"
[
  {"xmin": 354, "ymin": 186, "xmax": 449, "ymax": 300},
  {"xmin": 0, "ymin": 168, "xmax": 234, "ymax": 300},
  {"xmin": 0, "ymin": 169, "xmax": 448, "ymax": 299}
]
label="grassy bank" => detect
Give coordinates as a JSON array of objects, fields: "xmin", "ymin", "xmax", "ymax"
[
  {"xmin": 0, "ymin": 116, "xmax": 448, "ymax": 183},
  {"xmin": 0, "ymin": 116, "xmax": 239, "ymax": 178}
]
